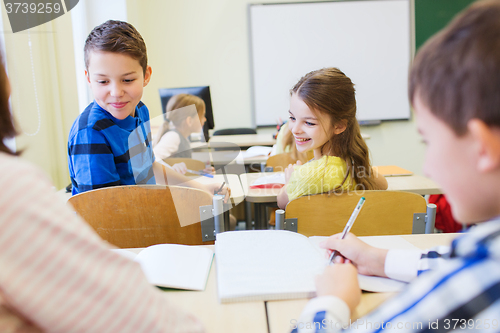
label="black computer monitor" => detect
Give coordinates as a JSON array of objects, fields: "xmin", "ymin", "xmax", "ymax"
[{"xmin": 158, "ymin": 86, "xmax": 214, "ymax": 142}]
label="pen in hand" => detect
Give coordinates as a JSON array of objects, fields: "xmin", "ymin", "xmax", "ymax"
[
  {"xmin": 214, "ymin": 182, "xmax": 225, "ymax": 195},
  {"xmin": 329, "ymin": 197, "xmax": 365, "ymax": 265}
]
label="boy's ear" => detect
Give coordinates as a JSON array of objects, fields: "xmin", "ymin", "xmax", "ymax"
[
  {"xmin": 333, "ymin": 120, "xmax": 347, "ymax": 135},
  {"xmin": 143, "ymin": 66, "xmax": 152, "ymax": 87},
  {"xmin": 468, "ymin": 119, "xmax": 500, "ymax": 172},
  {"xmin": 85, "ymin": 70, "xmax": 91, "ymax": 84}
]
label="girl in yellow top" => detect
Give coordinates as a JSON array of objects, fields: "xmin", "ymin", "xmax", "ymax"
[{"xmin": 277, "ymin": 68, "xmax": 388, "ymax": 209}]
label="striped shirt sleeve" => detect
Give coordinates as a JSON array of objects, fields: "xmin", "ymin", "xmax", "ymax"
[
  {"xmin": 68, "ymin": 126, "xmax": 121, "ymax": 194},
  {"xmin": 0, "ymin": 154, "xmax": 204, "ymax": 333}
]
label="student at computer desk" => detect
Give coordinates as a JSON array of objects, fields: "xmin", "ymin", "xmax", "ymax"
[
  {"xmin": 294, "ymin": 1, "xmax": 500, "ymax": 332},
  {"xmin": 0, "ymin": 50, "xmax": 206, "ymax": 332},
  {"xmin": 152, "ymin": 93, "xmax": 214, "ymax": 175},
  {"xmin": 277, "ymin": 68, "xmax": 388, "ymax": 209},
  {"xmin": 67, "ymin": 20, "xmax": 228, "ymax": 200}
]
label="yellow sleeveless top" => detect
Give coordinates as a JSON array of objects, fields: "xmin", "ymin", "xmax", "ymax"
[{"xmin": 286, "ymin": 155, "xmax": 355, "ymax": 202}]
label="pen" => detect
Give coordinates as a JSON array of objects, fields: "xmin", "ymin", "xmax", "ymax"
[
  {"xmin": 214, "ymin": 182, "xmax": 225, "ymax": 194},
  {"xmin": 187, "ymin": 169, "xmax": 214, "ymax": 178},
  {"xmin": 329, "ymin": 197, "xmax": 365, "ymax": 265}
]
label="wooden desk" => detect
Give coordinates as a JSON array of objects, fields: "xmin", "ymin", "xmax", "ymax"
[
  {"xmin": 126, "ymin": 246, "xmax": 268, "ymax": 333},
  {"xmin": 208, "ymin": 134, "xmax": 276, "ymax": 147},
  {"xmin": 386, "ymin": 175, "xmax": 442, "ymax": 195},
  {"xmin": 240, "ymin": 172, "xmax": 283, "ymax": 204},
  {"xmin": 239, "ymin": 173, "xmax": 284, "ymax": 229},
  {"xmin": 188, "ymin": 174, "xmax": 245, "ymax": 205},
  {"xmin": 239, "ymin": 172, "xmax": 443, "ymax": 229},
  {"xmin": 266, "ymin": 233, "xmax": 458, "ymax": 333},
  {"xmin": 192, "ymin": 150, "xmax": 269, "ymax": 167},
  {"xmin": 240, "ymin": 173, "xmax": 443, "ymax": 203}
]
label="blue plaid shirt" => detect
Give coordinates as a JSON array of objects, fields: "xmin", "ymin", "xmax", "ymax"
[
  {"xmin": 68, "ymin": 101, "xmax": 156, "ymax": 195},
  {"xmin": 295, "ymin": 219, "xmax": 500, "ymax": 332}
]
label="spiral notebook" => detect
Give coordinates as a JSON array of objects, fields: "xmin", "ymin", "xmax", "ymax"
[{"xmin": 215, "ymin": 230, "xmax": 419, "ymax": 303}]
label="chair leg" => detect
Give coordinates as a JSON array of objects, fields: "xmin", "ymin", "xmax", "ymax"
[{"xmin": 425, "ymin": 203, "xmax": 437, "ymax": 234}]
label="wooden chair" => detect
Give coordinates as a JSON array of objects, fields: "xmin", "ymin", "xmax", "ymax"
[
  {"xmin": 68, "ymin": 185, "xmax": 213, "ymax": 248},
  {"xmin": 266, "ymin": 153, "xmax": 296, "ymax": 172},
  {"xmin": 285, "ymin": 190, "xmax": 428, "ymax": 237},
  {"xmin": 163, "ymin": 157, "xmax": 206, "ymax": 175}
]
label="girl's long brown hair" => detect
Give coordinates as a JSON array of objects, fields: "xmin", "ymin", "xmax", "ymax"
[{"xmin": 291, "ymin": 67, "xmax": 377, "ymax": 191}]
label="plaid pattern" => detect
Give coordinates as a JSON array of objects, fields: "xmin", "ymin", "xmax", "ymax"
[
  {"xmin": 297, "ymin": 219, "xmax": 500, "ymax": 332},
  {"xmin": 68, "ymin": 101, "xmax": 156, "ymax": 195}
]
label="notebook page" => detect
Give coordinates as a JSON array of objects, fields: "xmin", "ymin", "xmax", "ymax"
[
  {"xmin": 216, "ymin": 230, "xmax": 326, "ymax": 303},
  {"xmin": 250, "ymin": 173, "xmax": 285, "ymax": 187},
  {"xmin": 241, "ymin": 146, "xmax": 273, "ymax": 158},
  {"xmin": 133, "ymin": 244, "xmax": 214, "ymax": 291},
  {"xmin": 308, "ymin": 235, "xmax": 421, "ymax": 292}
]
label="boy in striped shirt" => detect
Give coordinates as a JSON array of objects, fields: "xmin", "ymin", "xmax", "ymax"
[{"xmin": 68, "ymin": 20, "xmax": 228, "ymax": 199}]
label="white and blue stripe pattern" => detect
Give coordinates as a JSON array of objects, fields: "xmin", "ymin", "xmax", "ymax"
[
  {"xmin": 68, "ymin": 101, "xmax": 156, "ymax": 195},
  {"xmin": 296, "ymin": 219, "xmax": 500, "ymax": 333}
]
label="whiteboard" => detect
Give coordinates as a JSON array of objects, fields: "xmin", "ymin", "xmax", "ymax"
[{"xmin": 249, "ymin": 0, "xmax": 411, "ymax": 126}]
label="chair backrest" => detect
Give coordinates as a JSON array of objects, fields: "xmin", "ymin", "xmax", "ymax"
[
  {"xmin": 266, "ymin": 153, "xmax": 296, "ymax": 172},
  {"xmin": 285, "ymin": 190, "xmax": 426, "ymax": 236},
  {"xmin": 163, "ymin": 157, "xmax": 206, "ymax": 174},
  {"xmin": 212, "ymin": 128, "xmax": 257, "ymax": 136},
  {"xmin": 68, "ymin": 185, "xmax": 213, "ymax": 248}
]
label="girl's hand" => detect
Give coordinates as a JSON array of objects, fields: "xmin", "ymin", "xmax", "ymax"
[
  {"xmin": 320, "ymin": 233, "xmax": 388, "ymax": 277},
  {"xmin": 315, "ymin": 263, "xmax": 361, "ymax": 313},
  {"xmin": 284, "ymin": 160, "xmax": 302, "ymax": 184},
  {"xmin": 171, "ymin": 162, "xmax": 188, "ymax": 175}
]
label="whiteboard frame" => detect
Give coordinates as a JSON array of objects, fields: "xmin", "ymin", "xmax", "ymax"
[{"xmin": 249, "ymin": 0, "xmax": 412, "ymax": 127}]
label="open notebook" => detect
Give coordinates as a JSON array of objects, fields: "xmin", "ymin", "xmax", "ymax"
[
  {"xmin": 215, "ymin": 230, "xmax": 420, "ymax": 303},
  {"xmin": 112, "ymin": 244, "xmax": 214, "ymax": 291},
  {"xmin": 249, "ymin": 172, "xmax": 285, "ymax": 189}
]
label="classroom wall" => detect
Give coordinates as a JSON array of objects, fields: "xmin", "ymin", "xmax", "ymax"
[
  {"xmin": 126, "ymin": 0, "xmax": 426, "ymax": 176},
  {"xmin": 2, "ymin": 10, "xmax": 79, "ymax": 189}
]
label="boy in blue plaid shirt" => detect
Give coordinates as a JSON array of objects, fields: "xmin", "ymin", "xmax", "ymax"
[
  {"xmin": 295, "ymin": 1, "xmax": 500, "ymax": 332},
  {"xmin": 68, "ymin": 20, "xmax": 229, "ymax": 200}
]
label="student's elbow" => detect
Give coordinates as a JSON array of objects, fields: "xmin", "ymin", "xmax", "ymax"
[{"xmin": 374, "ymin": 174, "xmax": 388, "ymax": 190}]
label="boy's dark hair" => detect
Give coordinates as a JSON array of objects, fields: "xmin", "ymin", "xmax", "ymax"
[
  {"xmin": 409, "ymin": 0, "xmax": 500, "ymax": 136},
  {"xmin": 84, "ymin": 20, "xmax": 148, "ymax": 75}
]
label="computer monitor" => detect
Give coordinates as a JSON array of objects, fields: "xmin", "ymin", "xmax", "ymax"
[{"xmin": 158, "ymin": 86, "xmax": 215, "ymax": 142}]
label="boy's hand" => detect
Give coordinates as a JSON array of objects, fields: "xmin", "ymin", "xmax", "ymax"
[
  {"xmin": 204, "ymin": 183, "xmax": 231, "ymax": 203},
  {"xmin": 171, "ymin": 162, "xmax": 188, "ymax": 175},
  {"xmin": 320, "ymin": 233, "xmax": 388, "ymax": 277},
  {"xmin": 203, "ymin": 166, "xmax": 216, "ymax": 175},
  {"xmin": 316, "ymin": 263, "xmax": 361, "ymax": 313}
]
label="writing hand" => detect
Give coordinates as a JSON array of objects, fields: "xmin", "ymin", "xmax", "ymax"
[{"xmin": 320, "ymin": 233, "xmax": 388, "ymax": 277}]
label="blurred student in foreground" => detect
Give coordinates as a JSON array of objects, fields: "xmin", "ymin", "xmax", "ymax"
[{"xmin": 295, "ymin": 1, "xmax": 500, "ymax": 331}]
